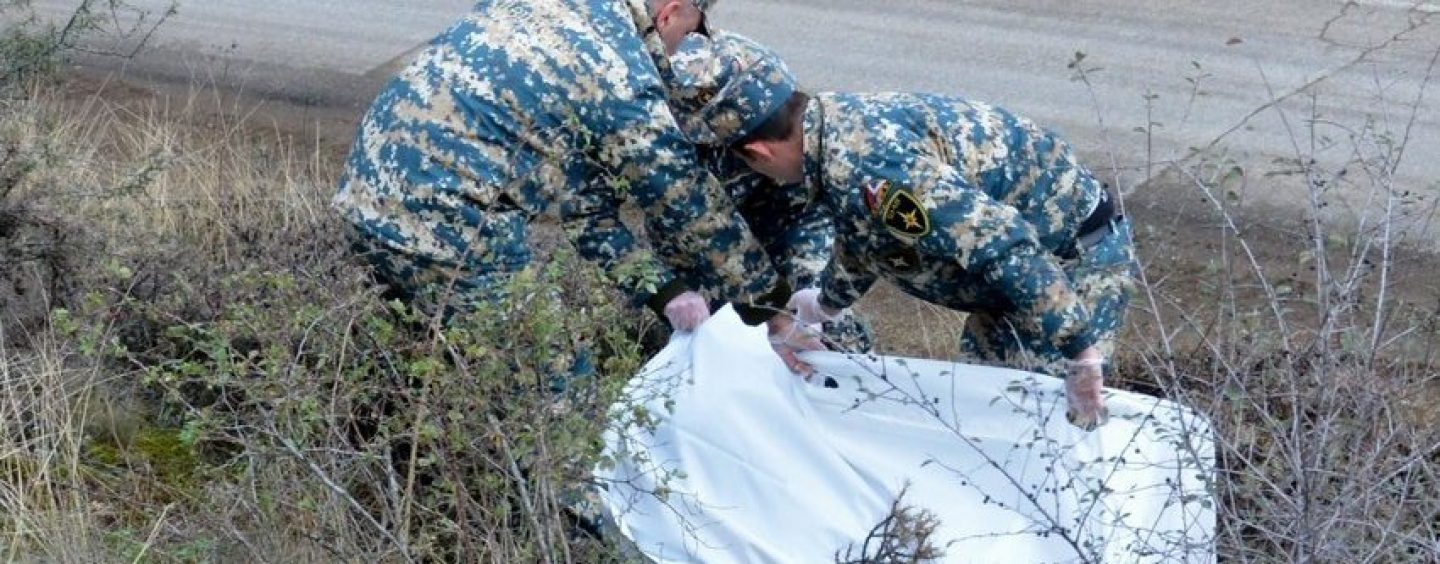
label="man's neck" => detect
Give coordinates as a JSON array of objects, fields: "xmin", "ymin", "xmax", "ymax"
[{"xmin": 624, "ymin": 0, "xmax": 676, "ymax": 84}]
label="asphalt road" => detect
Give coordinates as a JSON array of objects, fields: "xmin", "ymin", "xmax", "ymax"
[{"xmin": 32, "ymin": 0, "xmax": 1440, "ymax": 224}]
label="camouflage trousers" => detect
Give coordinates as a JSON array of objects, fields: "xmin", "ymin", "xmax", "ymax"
[
  {"xmin": 960, "ymin": 218, "xmax": 1136, "ymax": 376},
  {"xmin": 346, "ymin": 224, "xmax": 596, "ymax": 385},
  {"xmin": 345, "ymin": 223, "xmax": 521, "ymax": 315}
]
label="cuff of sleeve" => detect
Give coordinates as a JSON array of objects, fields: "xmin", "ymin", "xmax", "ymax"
[
  {"xmin": 735, "ymin": 279, "xmax": 793, "ymax": 326},
  {"xmin": 644, "ymin": 278, "xmax": 690, "ymax": 319},
  {"xmin": 1059, "ymin": 329, "xmax": 1099, "ymax": 361},
  {"xmin": 818, "ymin": 290, "xmax": 851, "ymax": 313}
]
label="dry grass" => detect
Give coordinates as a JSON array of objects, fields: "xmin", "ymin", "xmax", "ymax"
[
  {"xmin": 1, "ymin": 84, "xmax": 340, "ymax": 561},
  {"xmin": 3, "ymin": 4, "xmax": 1439, "ymax": 561}
]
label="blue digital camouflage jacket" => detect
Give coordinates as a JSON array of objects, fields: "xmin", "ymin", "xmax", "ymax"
[
  {"xmin": 806, "ymin": 92, "xmax": 1109, "ymax": 357},
  {"xmin": 332, "ymin": 0, "xmax": 788, "ymax": 322}
]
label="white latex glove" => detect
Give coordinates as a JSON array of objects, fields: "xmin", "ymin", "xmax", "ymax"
[
  {"xmin": 767, "ymin": 315, "xmax": 825, "ymax": 377},
  {"xmin": 788, "ymin": 287, "xmax": 842, "ymax": 327},
  {"xmin": 1065, "ymin": 346, "xmax": 1109, "ymax": 431},
  {"xmin": 663, "ymin": 291, "xmax": 711, "ymax": 332}
]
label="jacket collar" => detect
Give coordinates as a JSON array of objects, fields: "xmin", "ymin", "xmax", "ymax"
[{"xmin": 801, "ymin": 95, "xmax": 826, "ymax": 208}]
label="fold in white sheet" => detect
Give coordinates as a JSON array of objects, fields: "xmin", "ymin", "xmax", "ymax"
[{"xmin": 597, "ymin": 306, "xmax": 1215, "ymax": 563}]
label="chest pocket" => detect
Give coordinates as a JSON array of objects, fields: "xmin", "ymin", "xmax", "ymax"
[{"xmin": 876, "ymin": 245, "xmax": 922, "ymax": 275}]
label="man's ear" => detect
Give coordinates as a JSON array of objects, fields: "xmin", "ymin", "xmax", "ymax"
[
  {"xmin": 654, "ymin": 0, "xmax": 680, "ymax": 25},
  {"xmin": 736, "ymin": 140, "xmax": 775, "ymax": 162}
]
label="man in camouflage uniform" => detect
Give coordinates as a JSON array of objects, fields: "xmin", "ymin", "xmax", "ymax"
[
  {"xmin": 664, "ymin": 31, "xmax": 874, "ymax": 353},
  {"xmin": 688, "ymin": 50, "xmax": 1135, "ymax": 428},
  {"xmin": 333, "ymin": 0, "xmax": 795, "ymax": 335}
]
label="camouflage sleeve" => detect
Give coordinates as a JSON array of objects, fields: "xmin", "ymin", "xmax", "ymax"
[
  {"xmin": 817, "ymin": 242, "xmax": 878, "ymax": 312},
  {"xmin": 980, "ymin": 244, "xmax": 1097, "ymax": 358},
  {"xmin": 560, "ymin": 176, "xmax": 684, "ymax": 315},
  {"xmin": 769, "ymin": 200, "xmax": 834, "ymax": 289},
  {"xmin": 730, "ymin": 172, "xmax": 833, "ymax": 289},
  {"xmin": 572, "ymin": 95, "xmax": 788, "ymax": 324},
  {"xmin": 900, "ymin": 168, "xmax": 1096, "ymax": 358}
]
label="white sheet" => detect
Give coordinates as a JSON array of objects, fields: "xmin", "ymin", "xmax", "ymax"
[{"xmin": 597, "ymin": 306, "xmax": 1215, "ymax": 563}]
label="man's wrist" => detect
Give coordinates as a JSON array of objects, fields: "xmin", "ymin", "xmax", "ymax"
[
  {"xmin": 1058, "ymin": 331, "xmax": 1099, "ymax": 360},
  {"xmin": 644, "ymin": 278, "xmax": 691, "ymax": 318},
  {"xmin": 767, "ymin": 314, "xmax": 793, "ymax": 338},
  {"xmin": 1069, "ymin": 345, "xmax": 1103, "ymax": 363},
  {"xmin": 767, "ymin": 315, "xmax": 811, "ymax": 347}
]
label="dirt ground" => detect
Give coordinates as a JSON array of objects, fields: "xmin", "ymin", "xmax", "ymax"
[{"xmin": 61, "ymin": 71, "xmax": 1440, "ymax": 362}]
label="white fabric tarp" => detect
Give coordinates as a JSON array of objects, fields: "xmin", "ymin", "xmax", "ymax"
[{"xmin": 596, "ymin": 306, "xmax": 1215, "ymax": 563}]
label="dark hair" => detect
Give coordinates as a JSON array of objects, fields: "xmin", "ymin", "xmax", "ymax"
[{"xmin": 733, "ymin": 90, "xmax": 810, "ymax": 147}]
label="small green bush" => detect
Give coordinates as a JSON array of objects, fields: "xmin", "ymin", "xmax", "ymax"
[
  {"xmin": 0, "ymin": 88, "xmax": 654, "ymax": 561},
  {"xmin": 118, "ymin": 251, "xmax": 650, "ymax": 561}
]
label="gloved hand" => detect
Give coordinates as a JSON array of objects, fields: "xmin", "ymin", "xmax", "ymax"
[
  {"xmin": 1065, "ymin": 346, "xmax": 1109, "ymax": 432},
  {"xmin": 788, "ymin": 287, "xmax": 842, "ymax": 327},
  {"xmin": 767, "ymin": 314, "xmax": 826, "ymax": 377},
  {"xmin": 663, "ymin": 291, "xmax": 711, "ymax": 332}
]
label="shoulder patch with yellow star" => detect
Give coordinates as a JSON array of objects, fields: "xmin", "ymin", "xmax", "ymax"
[{"xmin": 877, "ymin": 187, "xmax": 930, "ymax": 240}]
